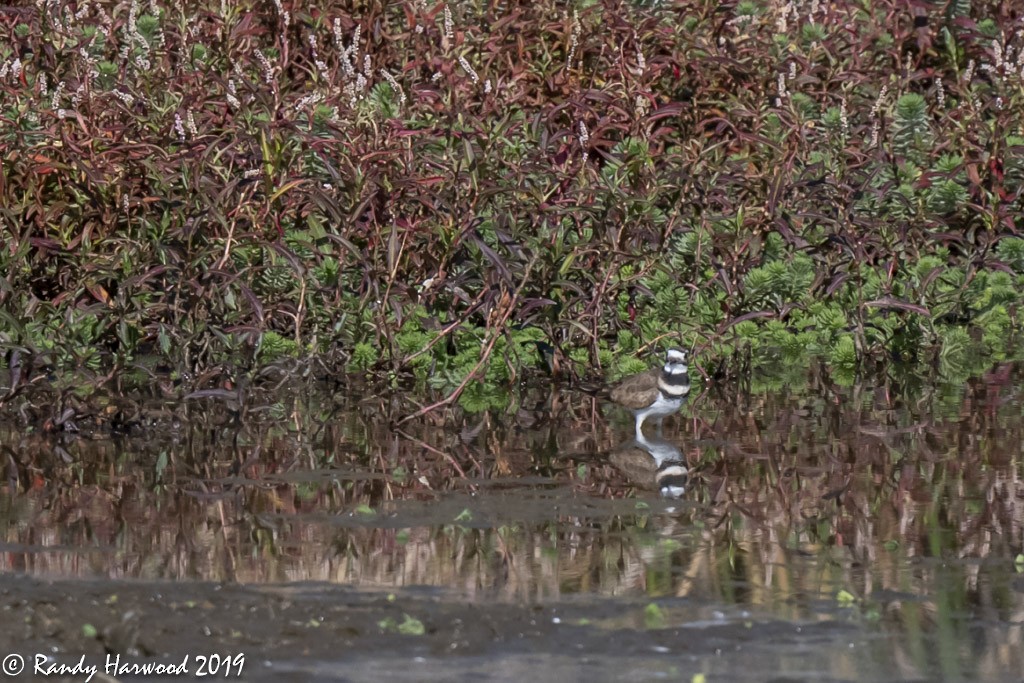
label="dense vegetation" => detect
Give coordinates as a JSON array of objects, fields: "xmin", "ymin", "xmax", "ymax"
[{"xmin": 1, "ymin": 0, "xmax": 1023, "ymax": 412}]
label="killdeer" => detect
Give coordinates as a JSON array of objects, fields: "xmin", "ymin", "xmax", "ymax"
[
  {"xmin": 609, "ymin": 433, "xmax": 688, "ymax": 498},
  {"xmin": 610, "ymin": 348, "xmax": 690, "ymax": 438}
]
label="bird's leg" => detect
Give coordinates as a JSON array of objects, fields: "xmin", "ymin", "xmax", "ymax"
[{"xmin": 655, "ymin": 416, "xmax": 665, "ymax": 437}]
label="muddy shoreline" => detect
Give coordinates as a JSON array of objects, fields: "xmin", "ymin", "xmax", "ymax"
[{"xmin": 1, "ymin": 572, "xmax": 950, "ymax": 683}]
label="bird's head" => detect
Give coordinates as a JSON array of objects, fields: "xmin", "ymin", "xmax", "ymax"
[{"xmin": 663, "ymin": 348, "xmax": 689, "ymax": 374}]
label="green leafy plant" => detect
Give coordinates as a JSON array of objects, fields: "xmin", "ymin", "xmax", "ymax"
[{"xmin": 0, "ymin": 0, "xmax": 1022, "ymax": 421}]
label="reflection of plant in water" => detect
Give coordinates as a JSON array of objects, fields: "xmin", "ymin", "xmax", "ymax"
[{"xmin": 6, "ymin": 370, "xmax": 1024, "ymax": 624}]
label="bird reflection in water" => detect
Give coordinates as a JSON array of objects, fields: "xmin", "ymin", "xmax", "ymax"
[{"xmin": 609, "ymin": 433, "xmax": 688, "ymax": 499}]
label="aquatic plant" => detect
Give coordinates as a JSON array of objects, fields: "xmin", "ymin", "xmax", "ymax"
[{"xmin": 0, "ymin": 0, "xmax": 1022, "ymax": 416}]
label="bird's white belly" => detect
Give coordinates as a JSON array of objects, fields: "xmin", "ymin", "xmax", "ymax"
[{"xmin": 634, "ymin": 392, "xmax": 683, "ymax": 421}]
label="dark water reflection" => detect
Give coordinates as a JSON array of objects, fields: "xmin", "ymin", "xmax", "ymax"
[{"xmin": 2, "ymin": 368, "xmax": 1023, "ymax": 679}]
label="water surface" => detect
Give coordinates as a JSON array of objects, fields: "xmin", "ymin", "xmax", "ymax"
[{"xmin": 1, "ymin": 369, "xmax": 1022, "ymax": 681}]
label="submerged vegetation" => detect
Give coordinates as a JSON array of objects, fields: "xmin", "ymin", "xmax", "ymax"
[{"xmin": 1, "ymin": 0, "xmax": 1023, "ymax": 412}]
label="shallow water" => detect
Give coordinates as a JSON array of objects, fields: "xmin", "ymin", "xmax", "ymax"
[{"xmin": 1, "ymin": 369, "xmax": 1023, "ymax": 681}]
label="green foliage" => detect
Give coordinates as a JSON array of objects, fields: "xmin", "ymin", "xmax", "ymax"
[
  {"xmin": 809, "ymin": 303, "xmax": 848, "ymax": 334},
  {"xmin": 914, "ymin": 255, "xmax": 944, "ymax": 281},
  {"xmin": 927, "ymin": 179, "xmax": 967, "ymax": 214},
  {"xmin": 892, "ymin": 93, "xmax": 931, "ymax": 155},
  {"xmin": 997, "ymin": 238, "xmax": 1024, "ymax": 273},
  {"xmin": 616, "ymin": 329, "xmax": 640, "ymax": 353},
  {"xmin": 976, "ymin": 305, "xmax": 1012, "ymax": 355},
  {"xmin": 366, "ymin": 82, "xmax": 400, "ymax": 119},
  {"xmin": 975, "ymin": 272, "xmax": 1017, "ymax": 308},
  {"xmin": 733, "ymin": 321, "xmax": 759, "ymax": 340},
  {"xmin": 830, "ymin": 336, "xmax": 858, "ymax": 385},
  {"xmin": 458, "ymin": 382, "xmax": 507, "ymax": 413},
  {"xmin": 927, "ymin": 154, "xmax": 968, "ymax": 214},
  {"xmin": 611, "ymin": 356, "xmax": 650, "ymax": 382},
  {"xmin": 0, "ymin": 0, "xmax": 1022, "ymax": 408},
  {"xmin": 735, "ymin": 1, "xmax": 760, "ymax": 18},
  {"xmin": 762, "ymin": 320, "xmax": 812, "ymax": 361},
  {"xmin": 800, "ymin": 22, "xmax": 827, "ymax": 45},
  {"xmin": 934, "ymin": 154, "xmax": 963, "ymax": 174},
  {"xmin": 937, "ymin": 326, "xmax": 970, "ymax": 379},
  {"xmin": 349, "ymin": 343, "xmax": 378, "ymax": 372},
  {"xmin": 135, "ymin": 14, "xmax": 161, "ymax": 39},
  {"xmin": 258, "ymin": 331, "xmax": 299, "ymax": 362},
  {"xmin": 790, "ymin": 92, "xmax": 817, "ymax": 119},
  {"xmin": 976, "ymin": 19, "xmax": 999, "ymax": 37},
  {"xmin": 822, "ymin": 106, "xmax": 844, "ymax": 134},
  {"xmin": 742, "ymin": 255, "xmax": 815, "ymax": 308}
]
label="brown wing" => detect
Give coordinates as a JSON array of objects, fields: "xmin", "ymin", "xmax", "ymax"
[
  {"xmin": 609, "ymin": 446, "xmax": 658, "ymax": 485},
  {"xmin": 609, "ymin": 369, "xmax": 659, "ymax": 410}
]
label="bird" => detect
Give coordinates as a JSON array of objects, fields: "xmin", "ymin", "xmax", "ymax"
[
  {"xmin": 609, "ymin": 433, "xmax": 688, "ymax": 498},
  {"xmin": 609, "ymin": 348, "xmax": 690, "ymax": 438}
]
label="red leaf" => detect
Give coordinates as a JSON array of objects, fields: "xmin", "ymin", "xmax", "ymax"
[{"xmin": 863, "ymin": 297, "xmax": 930, "ymax": 316}]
